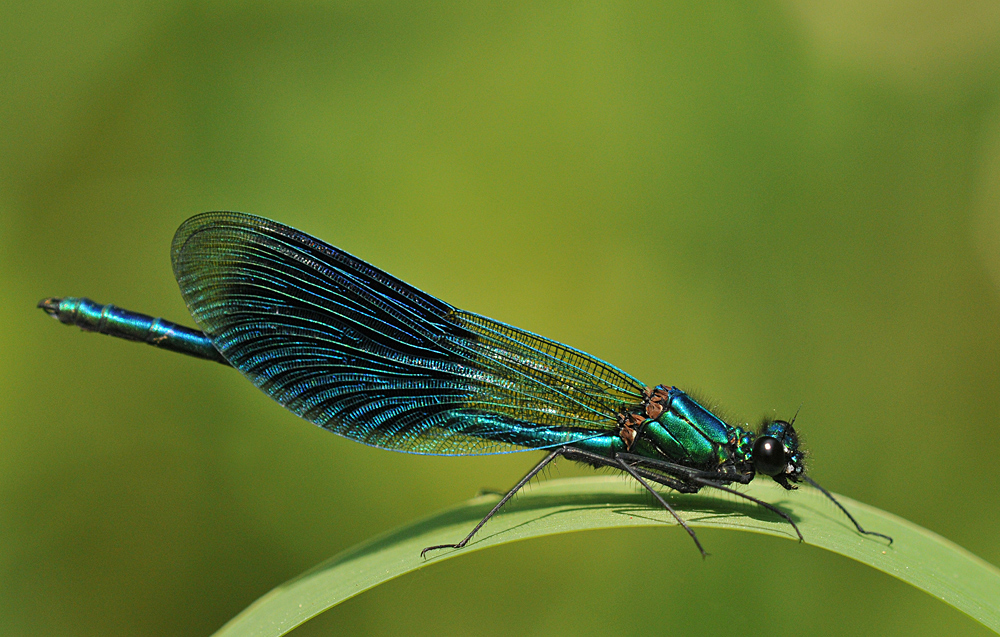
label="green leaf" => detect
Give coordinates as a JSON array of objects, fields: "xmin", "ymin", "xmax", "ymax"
[{"xmin": 212, "ymin": 477, "xmax": 1000, "ymax": 636}]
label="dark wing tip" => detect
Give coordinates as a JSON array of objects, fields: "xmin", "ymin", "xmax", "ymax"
[{"xmin": 171, "ymin": 211, "xmax": 268, "ymax": 273}]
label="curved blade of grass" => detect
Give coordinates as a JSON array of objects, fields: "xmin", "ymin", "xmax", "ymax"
[{"xmin": 213, "ymin": 476, "xmax": 1000, "ymax": 636}]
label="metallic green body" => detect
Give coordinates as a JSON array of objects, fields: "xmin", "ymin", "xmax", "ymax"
[
  {"xmin": 572, "ymin": 388, "xmax": 756, "ymax": 471},
  {"xmin": 640, "ymin": 389, "xmax": 753, "ymax": 468},
  {"xmin": 39, "ymin": 211, "xmax": 893, "ymax": 556}
]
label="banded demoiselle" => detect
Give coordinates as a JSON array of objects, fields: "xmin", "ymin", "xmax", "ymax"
[{"xmin": 39, "ymin": 212, "xmax": 892, "ymax": 556}]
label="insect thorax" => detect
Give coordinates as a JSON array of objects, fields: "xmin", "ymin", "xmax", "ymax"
[{"xmin": 617, "ymin": 385, "xmax": 756, "ymax": 473}]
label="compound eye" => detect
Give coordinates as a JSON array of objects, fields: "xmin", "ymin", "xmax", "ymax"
[{"xmin": 753, "ymin": 436, "xmax": 786, "ymax": 476}]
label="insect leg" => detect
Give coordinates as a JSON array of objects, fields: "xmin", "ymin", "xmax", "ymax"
[
  {"xmin": 561, "ymin": 447, "xmax": 696, "ymax": 492},
  {"xmin": 687, "ymin": 477, "xmax": 803, "ymax": 541},
  {"xmin": 420, "ymin": 447, "xmax": 564, "ymax": 557},
  {"xmin": 616, "ymin": 452, "xmax": 803, "ymax": 540},
  {"xmin": 612, "ymin": 456, "xmax": 708, "ymax": 558},
  {"xmin": 803, "ymin": 476, "xmax": 893, "ymax": 544},
  {"xmin": 616, "ymin": 452, "xmax": 751, "ymax": 484}
]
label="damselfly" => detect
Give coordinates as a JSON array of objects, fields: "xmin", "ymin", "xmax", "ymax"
[{"xmin": 39, "ymin": 212, "xmax": 892, "ymax": 556}]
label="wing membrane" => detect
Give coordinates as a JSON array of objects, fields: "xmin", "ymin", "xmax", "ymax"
[{"xmin": 171, "ymin": 212, "xmax": 645, "ymax": 455}]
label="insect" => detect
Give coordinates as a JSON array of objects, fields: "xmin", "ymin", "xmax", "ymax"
[{"xmin": 39, "ymin": 211, "xmax": 892, "ymax": 556}]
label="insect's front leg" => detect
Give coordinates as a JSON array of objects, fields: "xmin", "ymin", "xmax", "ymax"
[
  {"xmin": 616, "ymin": 452, "xmax": 751, "ymax": 485},
  {"xmin": 615, "ymin": 453, "xmax": 803, "ymax": 541}
]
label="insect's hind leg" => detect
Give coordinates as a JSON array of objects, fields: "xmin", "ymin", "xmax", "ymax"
[{"xmin": 420, "ymin": 447, "xmax": 564, "ymax": 557}]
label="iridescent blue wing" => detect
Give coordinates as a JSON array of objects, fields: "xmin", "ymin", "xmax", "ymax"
[{"xmin": 171, "ymin": 212, "xmax": 645, "ymax": 455}]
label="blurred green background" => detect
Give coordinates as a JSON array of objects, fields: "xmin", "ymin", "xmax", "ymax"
[{"xmin": 4, "ymin": 1, "xmax": 1000, "ymax": 635}]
